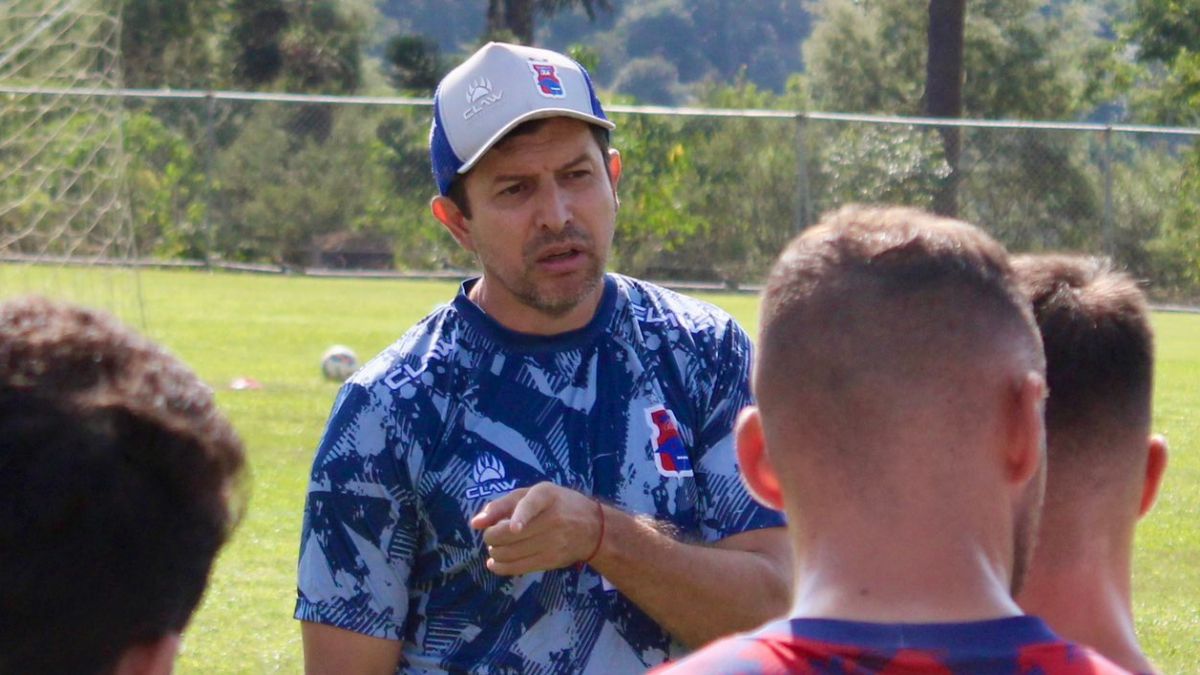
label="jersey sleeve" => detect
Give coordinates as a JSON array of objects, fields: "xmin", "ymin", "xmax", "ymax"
[
  {"xmin": 693, "ymin": 320, "xmax": 786, "ymax": 541},
  {"xmin": 294, "ymin": 382, "xmax": 418, "ymax": 640}
]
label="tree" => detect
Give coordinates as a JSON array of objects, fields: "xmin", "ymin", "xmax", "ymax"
[
  {"xmin": 119, "ymin": 0, "xmax": 221, "ymax": 88},
  {"xmin": 226, "ymin": 0, "xmax": 374, "ymax": 94},
  {"xmin": 1123, "ymin": 0, "xmax": 1200, "ymax": 125},
  {"xmin": 805, "ymin": 0, "xmax": 1101, "ymax": 118},
  {"xmin": 1120, "ymin": 0, "xmax": 1200, "ymax": 291},
  {"xmin": 612, "ymin": 57, "xmax": 683, "ymax": 105},
  {"xmin": 384, "ymin": 34, "xmax": 444, "ymax": 93},
  {"xmin": 804, "ymin": 0, "xmax": 1110, "ymax": 255},
  {"xmin": 485, "ymin": 0, "xmax": 613, "ymax": 45},
  {"xmin": 225, "ymin": 0, "xmax": 376, "ymax": 142},
  {"xmin": 923, "ymin": 0, "xmax": 965, "ymax": 216}
]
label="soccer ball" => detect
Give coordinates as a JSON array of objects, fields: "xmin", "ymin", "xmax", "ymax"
[{"xmin": 321, "ymin": 345, "xmax": 359, "ymax": 382}]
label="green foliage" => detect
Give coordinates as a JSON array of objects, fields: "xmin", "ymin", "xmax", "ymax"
[
  {"xmin": 1145, "ymin": 148, "xmax": 1200, "ymax": 293},
  {"xmin": 804, "ymin": 0, "xmax": 927, "ymax": 113},
  {"xmin": 384, "ymin": 34, "xmax": 444, "ymax": 93},
  {"xmin": 609, "ymin": 78, "xmax": 810, "ymax": 282},
  {"xmin": 814, "ymin": 125, "xmax": 949, "ymax": 212},
  {"xmin": 591, "ymin": 0, "xmax": 810, "ymax": 96},
  {"xmin": 371, "ymin": 112, "xmax": 472, "ymax": 270},
  {"xmin": 1125, "ymin": 0, "xmax": 1200, "ymax": 63},
  {"xmin": 123, "ymin": 111, "xmax": 208, "ymax": 259},
  {"xmin": 120, "ymin": 0, "xmax": 221, "ymax": 88},
  {"xmin": 961, "ymin": 130, "xmax": 1103, "ymax": 251},
  {"xmin": 802, "ymin": 0, "xmax": 1115, "ymax": 267},
  {"xmin": 212, "ymin": 106, "xmax": 392, "ymax": 264},
  {"xmin": 609, "ymin": 110, "xmax": 709, "ymax": 277},
  {"xmin": 1117, "ymin": 0, "xmax": 1200, "ymax": 297},
  {"xmin": 0, "ymin": 104, "xmax": 128, "ymax": 257},
  {"xmin": 611, "ymin": 56, "xmax": 683, "ymax": 105},
  {"xmin": 805, "ymin": 0, "xmax": 1105, "ymax": 118}
]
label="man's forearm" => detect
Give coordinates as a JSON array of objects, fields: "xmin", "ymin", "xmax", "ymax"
[{"xmin": 588, "ymin": 506, "xmax": 791, "ymax": 649}]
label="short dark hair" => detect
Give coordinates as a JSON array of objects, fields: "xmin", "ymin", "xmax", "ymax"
[
  {"xmin": 446, "ymin": 118, "xmax": 612, "ymax": 219},
  {"xmin": 0, "ymin": 297, "xmax": 246, "ymax": 675},
  {"xmin": 1014, "ymin": 254, "xmax": 1155, "ymax": 451}
]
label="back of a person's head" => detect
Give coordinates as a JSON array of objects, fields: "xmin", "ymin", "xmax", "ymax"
[
  {"xmin": 1013, "ymin": 254, "xmax": 1154, "ymax": 471},
  {"xmin": 755, "ymin": 205, "xmax": 1044, "ymax": 503},
  {"xmin": 1012, "ymin": 255, "xmax": 1162, "ymax": 675},
  {"xmin": 0, "ymin": 297, "xmax": 246, "ymax": 675}
]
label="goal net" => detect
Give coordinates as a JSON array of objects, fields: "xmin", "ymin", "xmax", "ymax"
[{"xmin": 0, "ymin": 0, "xmax": 143, "ymax": 324}]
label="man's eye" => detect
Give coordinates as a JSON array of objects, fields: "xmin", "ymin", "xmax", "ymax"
[{"xmin": 498, "ymin": 183, "xmax": 523, "ymax": 197}]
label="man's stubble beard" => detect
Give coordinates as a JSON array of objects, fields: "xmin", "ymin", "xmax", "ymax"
[{"xmin": 480, "ymin": 224, "xmax": 608, "ymax": 319}]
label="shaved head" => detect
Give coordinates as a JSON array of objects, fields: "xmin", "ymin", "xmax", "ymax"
[
  {"xmin": 752, "ymin": 205, "xmax": 1048, "ymax": 595},
  {"xmin": 757, "ymin": 205, "xmax": 1044, "ymax": 471}
]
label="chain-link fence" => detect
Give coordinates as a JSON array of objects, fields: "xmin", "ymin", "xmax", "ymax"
[{"xmin": 4, "ymin": 87, "xmax": 1199, "ymax": 300}]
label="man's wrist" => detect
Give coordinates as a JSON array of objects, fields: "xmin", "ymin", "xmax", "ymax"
[{"xmin": 576, "ymin": 499, "xmax": 606, "ymax": 569}]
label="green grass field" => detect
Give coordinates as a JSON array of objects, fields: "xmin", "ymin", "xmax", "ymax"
[{"xmin": 2, "ymin": 266, "xmax": 1197, "ymax": 673}]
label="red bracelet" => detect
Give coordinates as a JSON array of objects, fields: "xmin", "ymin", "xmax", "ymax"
[{"xmin": 580, "ymin": 499, "xmax": 605, "ymax": 567}]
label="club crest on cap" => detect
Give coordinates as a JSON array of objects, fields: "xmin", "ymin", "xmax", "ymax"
[{"xmin": 530, "ymin": 62, "xmax": 565, "ymax": 98}]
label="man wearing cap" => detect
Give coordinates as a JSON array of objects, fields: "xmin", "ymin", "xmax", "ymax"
[{"xmin": 295, "ymin": 42, "xmax": 790, "ymax": 674}]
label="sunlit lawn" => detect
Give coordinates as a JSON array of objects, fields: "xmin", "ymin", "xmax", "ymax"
[{"xmin": 2, "ymin": 266, "xmax": 1197, "ymax": 673}]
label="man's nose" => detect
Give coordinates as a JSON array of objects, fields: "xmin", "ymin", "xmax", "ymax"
[{"xmin": 534, "ymin": 182, "xmax": 570, "ymax": 233}]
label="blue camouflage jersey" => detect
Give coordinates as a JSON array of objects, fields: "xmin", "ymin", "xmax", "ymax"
[{"xmin": 295, "ymin": 274, "xmax": 785, "ymax": 674}]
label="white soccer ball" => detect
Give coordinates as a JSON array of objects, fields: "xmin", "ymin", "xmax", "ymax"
[{"xmin": 321, "ymin": 345, "xmax": 359, "ymax": 382}]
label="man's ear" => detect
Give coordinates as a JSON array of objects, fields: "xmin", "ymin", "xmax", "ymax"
[
  {"xmin": 113, "ymin": 634, "xmax": 180, "ymax": 675},
  {"xmin": 607, "ymin": 148, "xmax": 622, "ymax": 200},
  {"xmin": 1139, "ymin": 434, "xmax": 1169, "ymax": 518},
  {"xmin": 735, "ymin": 406, "xmax": 784, "ymax": 510},
  {"xmin": 1005, "ymin": 372, "xmax": 1047, "ymax": 487},
  {"xmin": 431, "ymin": 195, "xmax": 474, "ymax": 252}
]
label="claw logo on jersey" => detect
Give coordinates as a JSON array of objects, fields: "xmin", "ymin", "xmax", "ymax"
[
  {"xmin": 646, "ymin": 405, "xmax": 693, "ymax": 478},
  {"xmin": 529, "ymin": 63, "xmax": 565, "ymax": 98},
  {"xmin": 466, "ymin": 452, "xmax": 517, "ymax": 499}
]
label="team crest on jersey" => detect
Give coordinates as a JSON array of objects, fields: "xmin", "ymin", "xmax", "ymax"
[
  {"xmin": 646, "ymin": 405, "xmax": 693, "ymax": 478},
  {"xmin": 529, "ymin": 62, "xmax": 565, "ymax": 98},
  {"xmin": 466, "ymin": 452, "xmax": 518, "ymax": 499}
]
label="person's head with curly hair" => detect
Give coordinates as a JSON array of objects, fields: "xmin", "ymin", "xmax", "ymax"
[{"xmin": 0, "ymin": 296, "xmax": 247, "ymax": 675}]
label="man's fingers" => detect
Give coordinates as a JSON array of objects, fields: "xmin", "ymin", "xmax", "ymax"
[
  {"xmin": 509, "ymin": 483, "xmax": 556, "ymax": 530},
  {"xmin": 481, "ymin": 519, "xmax": 525, "ymax": 546},
  {"xmin": 486, "ymin": 536, "xmax": 550, "ymax": 564},
  {"xmin": 470, "ymin": 488, "xmax": 528, "ymax": 530},
  {"xmin": 486, "ymin": 549, "xmax": 553, "ymax": 577}
]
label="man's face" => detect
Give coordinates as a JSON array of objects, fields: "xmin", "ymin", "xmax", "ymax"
[{"xmin": 448, "ymin": 117, "xmax": 619, "ymax": 330}]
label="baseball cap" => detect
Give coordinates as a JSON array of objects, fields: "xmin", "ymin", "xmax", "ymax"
[{"xmin": 430, "ymin": 42, "xmax": 615, "ymax": 195}]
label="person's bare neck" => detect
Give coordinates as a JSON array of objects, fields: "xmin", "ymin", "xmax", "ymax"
[
  {"xmin": 788, "ymin": 521, "xmax": 1023, "ymax": 624},
  {"xmin": 1018, "ymin": 541, "xmax": 1154, "ymax": 673}
]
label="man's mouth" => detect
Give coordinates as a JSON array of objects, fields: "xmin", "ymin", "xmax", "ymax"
[{"xmin": 540, "ymin": 248, "xmax": 580, "ymax": 262}]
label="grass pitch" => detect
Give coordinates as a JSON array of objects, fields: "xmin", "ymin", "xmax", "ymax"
[{"xmin": 1, "ymin": 267, "xmax": 1197, "ymax": 673}]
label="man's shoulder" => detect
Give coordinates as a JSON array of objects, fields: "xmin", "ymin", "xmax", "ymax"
[
  {"xmin": 611, "ymin": 274, "xmax": 745, "ymax": 340},
  {"xmin": 347, "ymin": 301, "xmax": 467, "ymax": 390},
  {"xmin": 1019, "ymin": 639, "xmax": 1133, "ymax": 674},
  {"xmin": 654, "ymin": 635, "xmax": 1132, "ymax": 675}
]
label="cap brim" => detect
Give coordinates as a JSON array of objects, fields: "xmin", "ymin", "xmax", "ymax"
[{"xmin": 456, "ymin": 109, "xmax": 617, "ymax": 176}]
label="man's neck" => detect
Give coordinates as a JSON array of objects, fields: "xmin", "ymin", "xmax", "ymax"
[
  {"xmin": 788, "ymin": 530, "xmax": 1023, "ymax": 624},
  {"xmin": 468, "ymin": 276, "xmax": 605, "ymax": 336},
  {"xmin": 1018, "ymin": 553, "xmax": 1155, "ymax": 674}
]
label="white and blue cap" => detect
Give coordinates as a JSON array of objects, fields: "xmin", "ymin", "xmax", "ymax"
[{"xmin": 430, "ymin": 42, "xmax": 615, "ymax": 195}]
